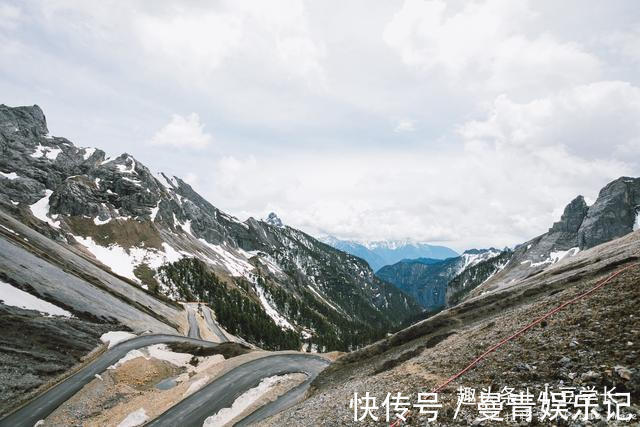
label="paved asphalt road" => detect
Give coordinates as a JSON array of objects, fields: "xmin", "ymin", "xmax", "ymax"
[
  {"xmin": 235, "ymin": 362, "xmax": 324, "ymax": 426},
  {"xmin": 0, "ymin": 334, "xmax": 218, "ymax": 427},
  {"xmin": 147, "ymin": 354, "xmax": 330, "ymax": 427},
  {"xmin": 186, "ymin": 305, "xmax": 201, "ymax": 339},
  {"xmin": 202, "ymin": 306, "xmax": 229, "ymax": 342}
]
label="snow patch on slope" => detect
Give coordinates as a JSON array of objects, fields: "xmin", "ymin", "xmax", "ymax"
[
  {"xmin": 203, "ymin": 374, "xmax": 300, "ymax": 427},
  {"xmin": 254, "ymin": 284, "xmax": 295, "ymax": 330},
  {"xmin": 149, "ymin": 202, "xmax": 160, "ymax": 221},
  {"xmin": 459, "ymin": 249, "xmax": 501, "ymax": 273},
  {"xmin": 31, "ymin": 144, "xmax": 62, "ymax": 160},
  {"xmin": 307, "ymin": 285, "xmax": 340, "ymax": 313},
  {"xmin": 198, "ymin": 239, "xmax": 254, "ymax": 278},
  {"xmin": 82, "ymin": 147, "xmax": 96, "ymax": 160},
  {"xmin": 101, "ymin": 331, "xmax": 136, "ymax": 349},
  {"xmin": 527, "ymin": 247, "xmax": 580, "ymax": 268},
  {"xmin": 73, "ymin": 235, "xmax": 187, "ymax": 284},
  {"xmin": 0, "ymin": 171, "xmax": 18, "ymax": 180},
  {"xmin": 0, "ymin": 280, "xmax": 72, "ymax": 317},
  {"xmin": 117, "ymin": 408, "xmax": 148, "ymax": 427},
  {"xmin": 30, "ymin": 190, "xmax": 61, "ymax": 229},
  {"xmin": 116, "ymin": 156, "xmax": 136, "ymax": 174}
]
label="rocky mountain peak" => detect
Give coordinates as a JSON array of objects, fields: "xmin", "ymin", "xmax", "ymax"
[
  {"xmin": 578, "ymin": 176, "xmax": 640, "ymax": 249},
  {"xmin": 549, "ymin": 195, "xmax": 589, "ymax": 234},
  {"xmin": 0, "ymin": 104, "xmax": 48, "ymax": 136},
  {"xmin": 265, "ymin": 212, "xmax": 284, "ymax": 227}
]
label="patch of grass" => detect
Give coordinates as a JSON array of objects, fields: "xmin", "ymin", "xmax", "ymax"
[
  {"xmin": 373, "ymin": 332, "xmax": 455, "ymax": 374},
  {"xmin": 167, "ymin": 341, "xmax": 252, "ymax": 359},
  {"xmin": 134, "ymin": 263, "xmax": 159, "ymax": 293}
]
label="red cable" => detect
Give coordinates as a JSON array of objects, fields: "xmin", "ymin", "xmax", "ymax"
[{"xmin": 389, "ymin": 261, "xmax": 638, "ymax": 427}]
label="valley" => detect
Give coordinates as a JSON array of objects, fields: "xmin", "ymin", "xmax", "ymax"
[{"xmin": 1, "ymin": 103, "xmax": 639, "ymax": 425}]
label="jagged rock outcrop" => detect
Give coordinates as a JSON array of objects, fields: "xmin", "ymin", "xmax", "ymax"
[
  {"xmin": 578, "ymin": 177, "xmax": 640, "ymax": 249},
  {"xmin": 469, "ymin": 177, "xmax": 640, "ymax": 298},
  {"xmin": 265, "ymin": 212, "xmax": 284, "ymax": 227},
  {"xmin": 550, "ymin": 195, "xmax": 588, "ymax": 233}
]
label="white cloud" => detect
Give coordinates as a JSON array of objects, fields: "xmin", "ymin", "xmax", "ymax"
[
  {"xmin": 460, "ymin": 81, "xmax": 640, "ymax": 161},
  {"xmin": 394, "ymin": 119, "xmax": 415, "ymax": 133},
  {"xmin": 604, "ymin": 30, "xmax": 640, "ymax": 63},
  {"xmin": 203, "ymin": 81, "xmax": 639, "ymax": 251},
  {"xmin": 0, "ymin": 4, "xmax": 21, "ymax": 30},
  {"xmin": 150, "ymin": 113, "xmax": 212, "ymax": 149},
  {"xmin": 383, "ymin": 0, "xmax": 601, "ymax": 96},
  {"xmin": 133, "ymin": 8, "xmax": 243, "ymax": 78}
]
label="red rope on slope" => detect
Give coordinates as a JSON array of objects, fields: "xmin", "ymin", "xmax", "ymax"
[{"xmin": 389, "ymin": 261, "xmax": 639, "ymax": 427}]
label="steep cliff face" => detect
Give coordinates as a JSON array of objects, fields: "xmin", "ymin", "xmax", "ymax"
[
  {"xmin": 578, "ymin": 178, "xmax": 640, "ymax": 249},
  {"xmin": 0, "ymin": 104, "xmax": 422, "ymax": 351}
]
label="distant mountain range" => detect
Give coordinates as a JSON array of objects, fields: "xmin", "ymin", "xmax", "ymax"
[
  {"xmin": 376, "ymin": 248, "xmax": 502, "ymax": 309},
  {"xmin": 317, "ymin": 236, "xmax": 458, "ymax": 271}
]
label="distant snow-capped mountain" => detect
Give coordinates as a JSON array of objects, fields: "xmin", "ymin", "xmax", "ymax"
[{"xmin": 317, "ymin": 236, "xmax": 458, "ymax": 272}]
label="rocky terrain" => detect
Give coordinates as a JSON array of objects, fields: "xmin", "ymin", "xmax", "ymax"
[
  {"xmin": 263, "ymin": 230, "xmax": 640, "ymax": 426},
  {"xmin": 376, "ymin": 249, "xmax": 502, "ymax": 309},
  {"xmin": 0, "ymin": 103, "xmax": 422, "ymax": 355},
  {"xmin": 0, "ymin": 303, "xmax": 113, "ymax": 416}
]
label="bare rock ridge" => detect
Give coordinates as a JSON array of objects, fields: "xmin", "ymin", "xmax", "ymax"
[
  {"xmin": 474, "ymin": 176, "xmax": 640, "ymax": 295},
  {"xmin": 578, "ymin": 177, "xmax": 640, "ymax": 248}
]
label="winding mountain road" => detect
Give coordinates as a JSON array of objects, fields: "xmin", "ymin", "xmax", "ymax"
[
  {"xmin": 185, "ymin": 304, "xmax": 201, "ymax": 339},
  {"xmin": 1, "ymin": 331, "xmax": 330, "ymax": 427},
  {"xmin": 0, "ymin": 334, "xmax": 218, "ymax": 427},
  {"xmin": 147, "ymin": 354, "xmax": 330, "ymax": 426},
  {"xmin": 202, "ymin": 306, "xmax": 229, "ymax": 342}
]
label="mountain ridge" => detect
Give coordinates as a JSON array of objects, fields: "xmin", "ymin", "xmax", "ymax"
[
  {"xmin": 318, "ymin": 235, "xmax": 458, "ymax": 271},
  {"xmin": 0, "ymin": 103, "xmax": 423, "ymax": 353}
]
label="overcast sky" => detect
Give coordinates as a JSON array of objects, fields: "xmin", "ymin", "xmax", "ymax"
[{"xmin": 2, "ymin": 0, "xmax": 639, "ymax": 251}]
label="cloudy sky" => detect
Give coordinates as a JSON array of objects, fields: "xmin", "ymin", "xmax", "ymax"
[{"xmin": 2, "ymin": 0, "xmax": 639, "ymax": 251}]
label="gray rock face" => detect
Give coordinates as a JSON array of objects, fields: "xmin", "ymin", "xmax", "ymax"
[
  {"xmin": 265, "ymin": 212, "xmax": 284, "ymax": 227},
  {"xmin": 578, "ymin": 177, "xmax": 640, "ymax": 249},
  {"xmin": 0, "ymin": 303, "xmax": 113, "ymax": 417},
  {"xmin": 550, "ymin": 195, "xmax": 588, "ymax": 234}
]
